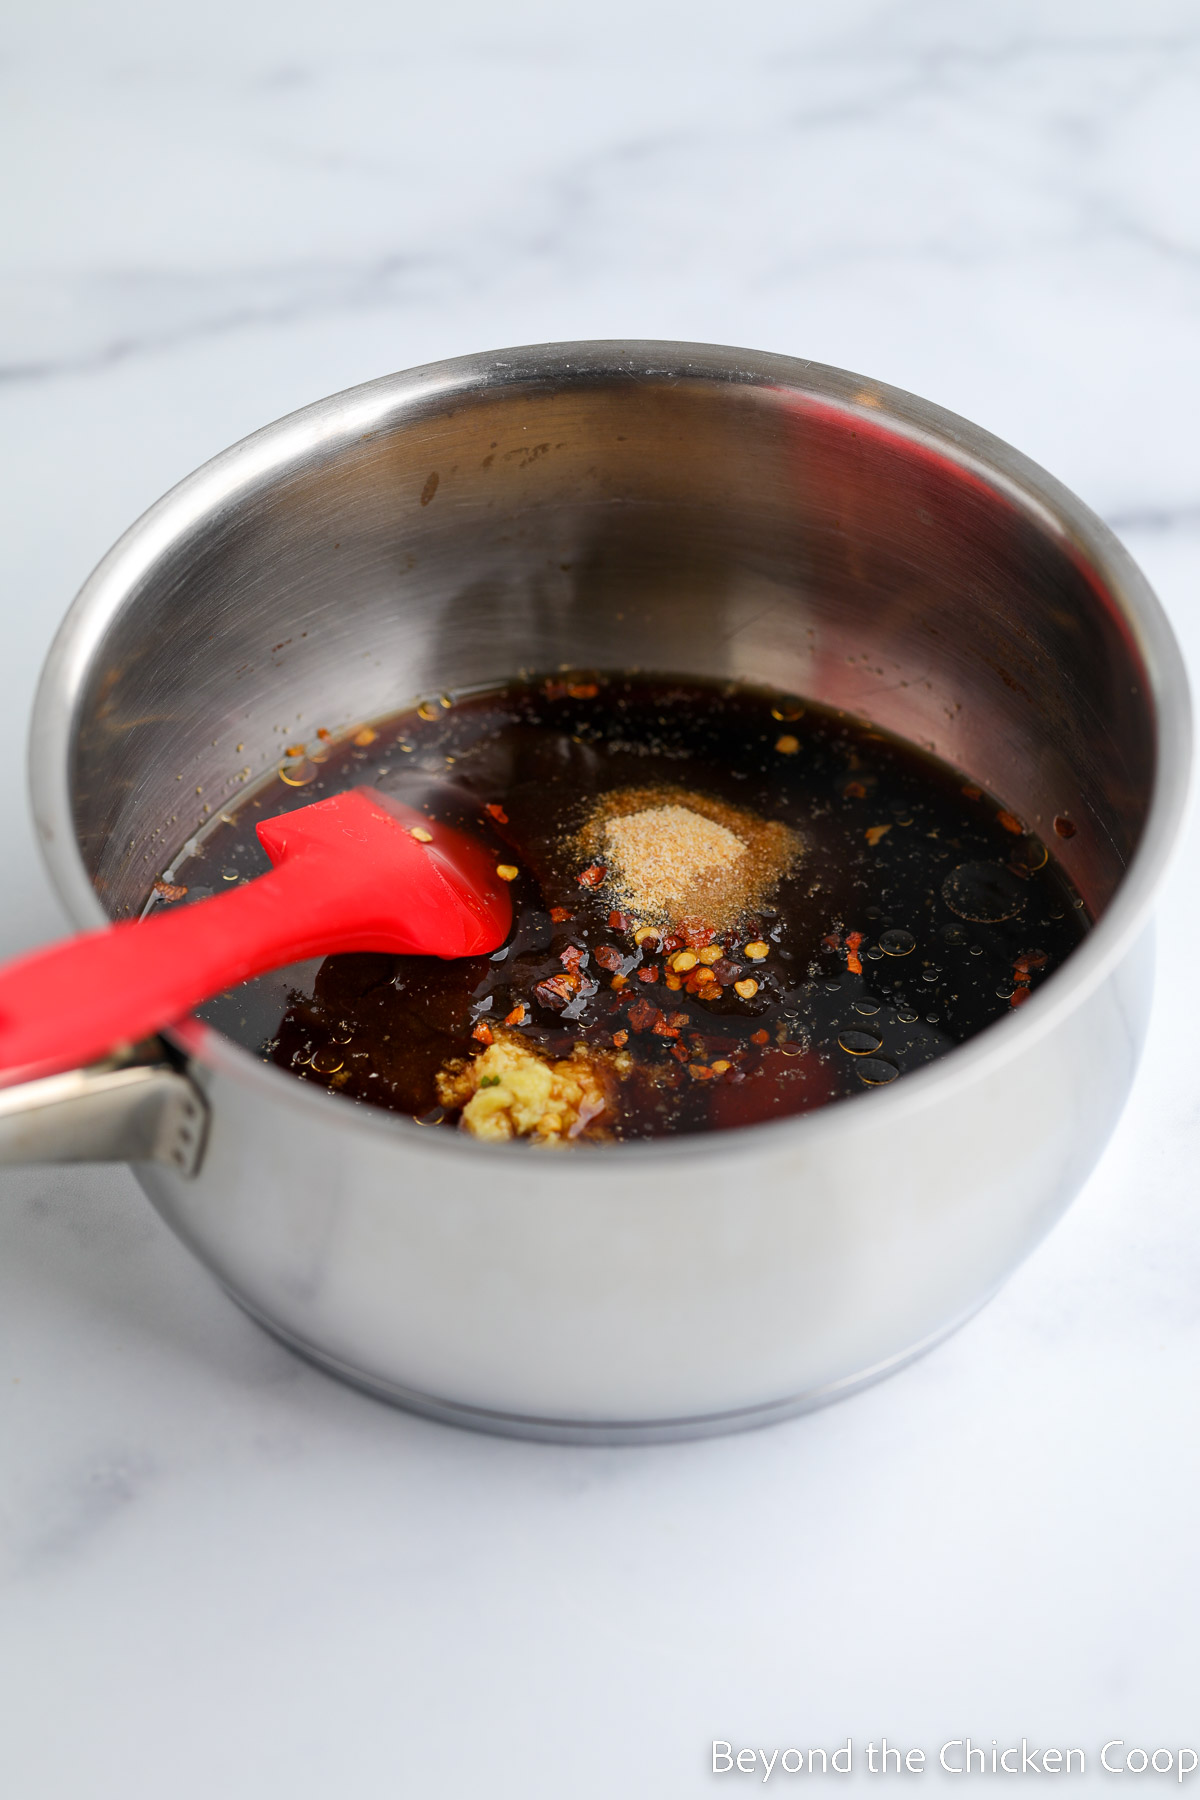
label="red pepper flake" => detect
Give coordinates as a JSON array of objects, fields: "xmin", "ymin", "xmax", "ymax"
[
  {"xmin": 505, "ymin": 1003, "xmax": 528, "ymax": 1025},
  {"xmin": 751, "ymin": 1029, "xmax": 770, "ymax": 1045},
  {"xmin": 316, "ymin": 727, "xmax": 332, "ymax": 741},
  {"xmin": 560, "ymin": 944, "xmax": 585, "ymax": 974},
  {"xmin": 592, "ymin": 944, "xmax": 624, "ymax": 972},
  {"xmin": 567, "ymin": 682, "xmax": 598, "ymax": 699},
  {"xmin": 548, "ymin": 906, "xmax": 573, "ymax": 923},
  {"xmin": 1053, "ymin": 815, "xmax": 1076, "ymax": 839},
  {"xmin": 668, "ymin": 1012, "xmax": 690, "ymax": 1028},
  {"xmin": 681, "ymin": 921, "xmax": 716, "ymax": 948},
  {"xmin": 535, "ymin": 972, "xmax": 579, "ymax": 1010},
  {"xmin": 688, "ymin": 1064, "xmax": 715, "ymax": 1081},
  {"xmin": 996, "ymin": 810, "xmax": 1024, "ymax": 835},
  {"xmin": 845, "ymin": 930, "xmax": 864, "ymax": 976},
  {"xmin": 610, "ymin": 972, "xmax": 628, "ymax": 989},
  {"xmin": 153, "ymin": 880, "xmax": 188, "ymax": 902},
  {"xmin": 472, "ymin": 1021, "xmax": 494, "ymax": 1044},
  {"xmin": 637, "ymin": 964, "xmax": 659, "ymax": 983},
  {"xmin": 670, "ymin": 1041, "xmax": 691, "ymax": 1063},
  {"xmin": 843, "ymin": 780, "xmax": 867, "ymax": 799},
  {"xmin": 485, "ymin": 802, "xmax": 509, "ymax": 824},
  {"xmin": 627, "ymin": 998, "xmax": 658, "ymax": 1033},
  {"xmin": 1009, "ymin": 948, "xmax": 1047, "ymax": 1007},
  {"xmin": 661, "ymin": 932, "xmax": 685, "ymax": 955},
  {"xmin": 608, "ymin": 909, "xmax": 632, "ymax": 932},
  {"xmin": 652, "ymin": 1016, "xmax": 680, "ymax": 1038},
  {"xmin": 612, "ymin": 1029, "xmax": 629, "ymax": 1048},
  {"xmin": 962, "ymin": 783, "xmax": 982, "ymax": 800},
  {"xmin": 577, "ymin": 863, "xmax": 606, "ymax": 888},
  {"xmin": 821, "ymin": 931, "xmax": 841, "ymax": 951}
]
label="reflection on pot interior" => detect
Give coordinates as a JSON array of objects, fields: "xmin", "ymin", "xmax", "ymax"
[{"xmin": 169, "ymin": 675, "xmax": 1088, "ymax": 1143}]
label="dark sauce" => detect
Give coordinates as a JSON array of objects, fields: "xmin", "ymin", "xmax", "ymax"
[{"xmin": 172, "ymin": 676, "xmax": 1089, "ymax": 1139}]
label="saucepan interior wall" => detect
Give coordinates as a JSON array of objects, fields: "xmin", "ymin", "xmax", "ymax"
[{"xmin": 68, "ymin": 367, "xmax": 1154, "ymax": 922}]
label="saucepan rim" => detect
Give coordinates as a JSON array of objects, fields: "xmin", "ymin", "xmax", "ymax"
[{"xmin": 28, "ymin": 340, "xmax": 1194, "ymax": 1166}]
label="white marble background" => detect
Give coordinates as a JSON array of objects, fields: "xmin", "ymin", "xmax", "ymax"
[{"xmin": 2, "ymin": 2, "xmax": 1199, "ymax": 1794}]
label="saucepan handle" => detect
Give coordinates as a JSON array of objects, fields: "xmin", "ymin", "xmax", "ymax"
[{"xmin": 0, "ymin": 1041, "xmax": 208, "ymax": 1176}]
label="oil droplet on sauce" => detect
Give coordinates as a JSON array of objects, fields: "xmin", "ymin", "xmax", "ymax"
[
  {"xmin": 941, "ymin": 861, "xmax": 1026, "ymax": 923},
  {"xmin": 279, "ymin": 759, "xmax": 318, "ymax": 787}
]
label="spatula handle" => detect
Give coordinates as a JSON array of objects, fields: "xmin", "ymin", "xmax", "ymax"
[{"xmin": 0, "ymin": 860, "xmax": 340, "ymax": 1087}]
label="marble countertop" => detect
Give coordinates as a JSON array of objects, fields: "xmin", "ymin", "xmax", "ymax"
[{"xmin": 2, "ymin": 4, "xmax": 1198, "ymax": 1793}]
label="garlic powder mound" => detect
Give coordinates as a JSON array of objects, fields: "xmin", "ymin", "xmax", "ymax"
[
  {"xmin": 577, "ymin": 784, "xmax": 802, "ymax": 933},
  {"xmin": 603, "ymin": 806, "xmax": 746, "ymax": 914}
]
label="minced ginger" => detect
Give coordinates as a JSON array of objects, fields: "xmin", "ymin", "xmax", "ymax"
[{"xmin": 436, "ymin": 1030, "xmax": 631, "ymax": 1144}]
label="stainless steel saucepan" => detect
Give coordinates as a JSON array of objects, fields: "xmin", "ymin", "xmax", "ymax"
[{"xmin": 0, "ymin": 342, "xmax": 1189, "ymax": 1442}]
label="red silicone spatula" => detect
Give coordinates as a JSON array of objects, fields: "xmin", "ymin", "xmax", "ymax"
[{"xmin": 0, "ymin": 786, "xmax": 512, "ymax": 1089}]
